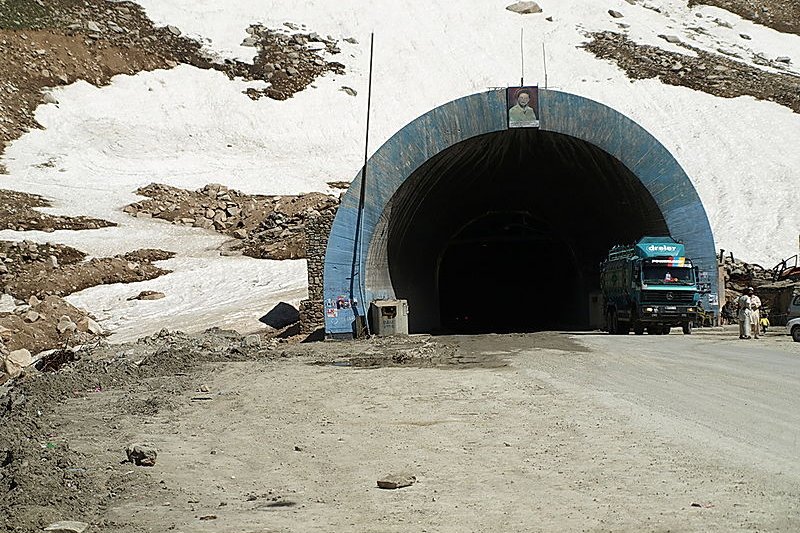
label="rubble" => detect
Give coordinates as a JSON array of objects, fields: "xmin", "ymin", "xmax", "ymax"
[
  {"xmin": 0, "ymin": 240, "xmax": 174, "ymax": 300},
  {"xmin": 688, "ymin": 0, "xmax": 800, "ymax": 35},
  {"xmin": 584, "ymin": 32, "xmax": 800, "ymax": 114},
  {"xmin": 505, "ymin": 1, "xmax": 543, "ymax": 15},
  {"xmin": 124, "ymin": 183, "xmax": 339, "ymax": 260},
  {"xmin": 0, "ymin": 189, "xmax": 115, "ymax": 231}
]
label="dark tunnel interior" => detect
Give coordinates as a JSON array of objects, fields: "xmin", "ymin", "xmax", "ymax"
[{"xmin": 382, "ymin": 129, "xmax": 669, "ymax": 334}]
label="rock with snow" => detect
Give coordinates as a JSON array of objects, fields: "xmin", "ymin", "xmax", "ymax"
[
  {"xmin": 506, "ymin": 1, "xmax": 542, "ymax": 15},
  {"xmin": 608, "ymin": 10, "xmax": 624, "ymax": 18}
]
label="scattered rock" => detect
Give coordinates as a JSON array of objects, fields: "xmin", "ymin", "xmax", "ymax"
[
  {"xmin": 740, "ymin": 33, "xmax": 751, "ymax": 40},
  {"xmin": 377, "ymin": 473, "xmax": 416, "ymax": 489},
  {"xmin": 128, "ymin": 291, "xmax": 166, "ymax": 301},
  {"xmin": 505, "ymin": 1, "xmax": 542, "ymax": 15},
  {"xmin": 57, "ymin": 315, "xmax": 77, "ymax": 334},
  {"xmin": 166, "ymin": 25, "xmax": 181, "ymax": 36},
  {"xmin": 23, "ymin": 311, "xmax": 40, "ymax": 323},
  {"xmin": 77, "ymin": 317, "xmax": 104, "ymax": 335},
  {"xmin": 43, "ymin": 521, "xmax": 89, "ymax": 533},
  {"xmin": 126, "ymin": 443, "xmax": 158, "ymax": 466},
  {"xmin": 0, "ymin": 294, "xmax": 15, "ymax": 313},
  {"xmin": 659, "ymin": 34, "xmax": 682, "ymax": 44},
  {"xmin": 609, "ymin": 10, "xmax": 624, "ymax": 18},
  {"xmin": 775, "ymin": 56, "xmax": 791, "ymax": 63},
  {"xmin": 4, "ymin": 348, "xmax": 33, "ymax": 378},
  {"xmin": 243, "ymin": 334, "xmax": 261, "ymax": 347},
  {"xmin": 340, "ymin": 86, "xmax": 357, "ymax": 96}
]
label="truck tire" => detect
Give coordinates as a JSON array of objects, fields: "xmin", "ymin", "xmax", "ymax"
[
  {"xmin": 661, "ymin": 326, "xmax": 671, "ymax": 335},
  {"xmin": 682, "ymin": 321, "xmax": 693, "ymax": 335},
  {"xmin": 792, "ymin": 325, "xmax": 800, "ymax": 343},
  {"xmin": 633, "ymin": 324, "xmax": 645, "ymax": 335},
  {"xmin": 617, "ymin": 321, "xmax": 630, "ymax": 335},
  {"xmin": 647, "ymin": 325, "xmax": 661, "ymax": 335}
]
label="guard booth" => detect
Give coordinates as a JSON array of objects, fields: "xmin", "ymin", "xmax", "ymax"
[{"xmin": 370, "ymin": 300, "xmax": 409, "ymax": 336}]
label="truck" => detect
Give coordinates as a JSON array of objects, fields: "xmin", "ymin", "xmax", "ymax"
[{"xmin": 600, "ymin": 236, "xmax": 700, "ymax": 335}]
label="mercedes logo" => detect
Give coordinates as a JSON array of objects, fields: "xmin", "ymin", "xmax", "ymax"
[{"xmin": 666, "ymin": 292, "xmax": 674, "ymax": 300}]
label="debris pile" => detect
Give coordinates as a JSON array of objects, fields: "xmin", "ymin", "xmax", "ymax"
[
  {"xmin": 124, "ymin": 183, "xmax": 339, "ymax": 260},
  {"xmin": 1, "ymin": 240, "xmax": 173, "ymax": 300},
  {"xmin": 0, "ymin": 189, "xmax": 115, "ymax": 232},
  {"xmin": 0, "ymin": 294, "xmax": 106, "ymax": 367},
  {"xmin": 584, "ymin": 31, "xmax": 800, "ymax": 113}
]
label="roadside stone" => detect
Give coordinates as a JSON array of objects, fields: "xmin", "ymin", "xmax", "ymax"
[
  {"xmin": 43, "ymin": 521, "xmax": 89, "ymax": 533},
  {"xmin": 57, "ymin": 315, "xmax": 77, "ymax": 334},
  {"xmin": 506, "ymin": 1, "xmax": 542, "ymax": 14},
  {"xmin": 23, "ymin": 311, "xmax": 40, "ymax": 323},
  {"xmin": 377, "ymin": 473, "xmax": 416, "ymax": 489},
  {"xmin": 126, "ymin": 443, "xmax": 158, "ymax": 466}
]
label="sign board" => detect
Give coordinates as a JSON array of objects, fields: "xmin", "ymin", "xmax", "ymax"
[{"xmin": 507, "ymin": 86, "xmax": 540, "ymax": 128}]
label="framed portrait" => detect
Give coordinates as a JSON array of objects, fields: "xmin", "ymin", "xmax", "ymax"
[{"xmin": 507, "ymin": 86, "xmax": 540, "ymax": 128}]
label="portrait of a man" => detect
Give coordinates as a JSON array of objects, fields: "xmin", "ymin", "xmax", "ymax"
[{"xmin": 507, "ymin": 86, "xmax": 540, "ymax": 128}]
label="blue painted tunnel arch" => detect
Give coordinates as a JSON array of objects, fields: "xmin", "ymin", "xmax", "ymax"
[{"xmin": 323, "ymin": 89, "xmax": 717, "ymax": 336}]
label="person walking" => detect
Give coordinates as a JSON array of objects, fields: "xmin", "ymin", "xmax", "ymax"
[
  {"xmin": 737, "ymin": 289, "xmax": 752, "ymax": 339},
  {"xmin": 749, "ymin": 288, "xmax": 762, "ymax": 339}
]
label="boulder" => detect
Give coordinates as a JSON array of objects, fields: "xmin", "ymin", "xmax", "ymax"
[
  {"xmin": 505, "ymin": 1, "xmax": 542, "ymax": 14},
  {"xmin": 4, "ymin": 349, "xmax": 32, "ymax": 378},
  {"xmin": 377, "ymin": 473, "xmax": 416, "ymax": 489},
  {"xmin": 57, "ymin": 315, "xmax": 77, "ymax": 334},
  {"xmin": 126, "ymin": 443, "xmax": 158, "ymax": 466}
]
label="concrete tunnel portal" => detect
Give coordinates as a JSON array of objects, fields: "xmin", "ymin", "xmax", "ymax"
[{"xmin": 323, "ymin": 89, "xmax": 718, "ymax": 337}]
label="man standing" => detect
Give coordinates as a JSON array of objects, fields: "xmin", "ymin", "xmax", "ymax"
[
  {"xmin": 737, "ymin": 289, "xmax": 752, "ymax": 339},
  {"xmin": 749, "ymin": 287, "xmax": 762, "ymax": 339}
]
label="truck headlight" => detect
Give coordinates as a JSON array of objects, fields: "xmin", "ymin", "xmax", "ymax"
[{"xmin": 645, "ymin": 307, "xmax": 654, "ymax": 312}]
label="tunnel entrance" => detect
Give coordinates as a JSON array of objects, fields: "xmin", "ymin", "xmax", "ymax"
[
  {"xmin": 324, "ymin": 89, "xmax": 718, "ymax": 339},
  {"xmin": 385, "ymin": 129, "xmax": 669, "ymax": 334}
]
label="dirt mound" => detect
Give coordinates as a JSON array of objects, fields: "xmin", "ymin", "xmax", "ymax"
[
  {"xmin": 584, "ymin": 31, "xmax": 800, "ymax": 113},
  {"xmin": 1, "ymin": 240, "xmax": 174, "ymax": 300},
  {"xmin": 125, "ymin": 183, "xmax": 338, "ymax": 260},
  {"xmin": 0, "ymin": 189, "xmax": 115, "ymax": 231},
  {"xmin": 0, "ymin": 327, "xmax": 290, "ymax": 532}
]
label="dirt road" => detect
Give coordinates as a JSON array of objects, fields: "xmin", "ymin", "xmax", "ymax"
[{"xmin": 14, "ymin": 329, "xmax": 800, "ymax": 532}]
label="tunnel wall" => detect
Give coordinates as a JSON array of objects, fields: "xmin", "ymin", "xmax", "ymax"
[{"xmin": 323, "ymin": 89, "xmax": 717, "ymax": 336}]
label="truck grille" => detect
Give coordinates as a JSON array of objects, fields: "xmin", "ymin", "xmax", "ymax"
[{"xmin": 641, "ymin": 290, "xmax": 695, "ymax": 304}]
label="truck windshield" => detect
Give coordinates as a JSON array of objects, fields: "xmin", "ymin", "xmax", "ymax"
[{"xmin": 642, "ymin": 265, "xmax": 695, "ymax": 285}]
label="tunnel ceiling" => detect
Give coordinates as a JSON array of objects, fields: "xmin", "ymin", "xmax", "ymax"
[{"xmin": 384, "ymin": 129, "xmax": 669, "ymax": 332}]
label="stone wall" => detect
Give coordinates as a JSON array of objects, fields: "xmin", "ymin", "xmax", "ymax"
[{"xmin": 300, "ymin": 210, "xmax": 335, "ymax": 334}]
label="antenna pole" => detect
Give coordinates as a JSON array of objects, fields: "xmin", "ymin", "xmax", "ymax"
[
  {"xmin": 520, "ymin": 27, "xmax": 524, "ymax": 86},
  {"xmin": 542, "ymin": 42, "xmax": 548, "ymax": 89},
  {"xmin": 353, "ymin": 32, "xmax": 375, "ymax": 337}
]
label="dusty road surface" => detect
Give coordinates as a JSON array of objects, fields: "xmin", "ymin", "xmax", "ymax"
[{"xmin": 7, "ymin": 328, "xmax": 800, "ymax": 532}]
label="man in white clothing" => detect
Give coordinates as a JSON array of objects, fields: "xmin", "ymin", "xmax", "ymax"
[
  {"xmin": 749, "ymin": 288, "xmax": 762, "ymax": 339},
  {"xmin": 737, "ymin": 289, "xmax": 752, "ymax": 339}
]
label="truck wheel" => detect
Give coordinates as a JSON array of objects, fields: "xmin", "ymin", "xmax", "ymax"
[
  {"xmin": 647, "ymin": 326, "xmax": 660, "ymax": 335},
  {"xmin": 618, "ymin": 321, "xmax": 630, "ymax": 335},
  {"xmin": 682, "ymin": 322, "xmax": 693, "ymax": 335},
  {"xmin": 661, "ymin": 326, "xmax": 671, "ymax": 335},
  {"xmin": 633, "ymin": 324, "xmax": 645, "ymax": 335},
  {"xmin": 792, "ymin": 325, "xmax": 800, "ymax": 343}
]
